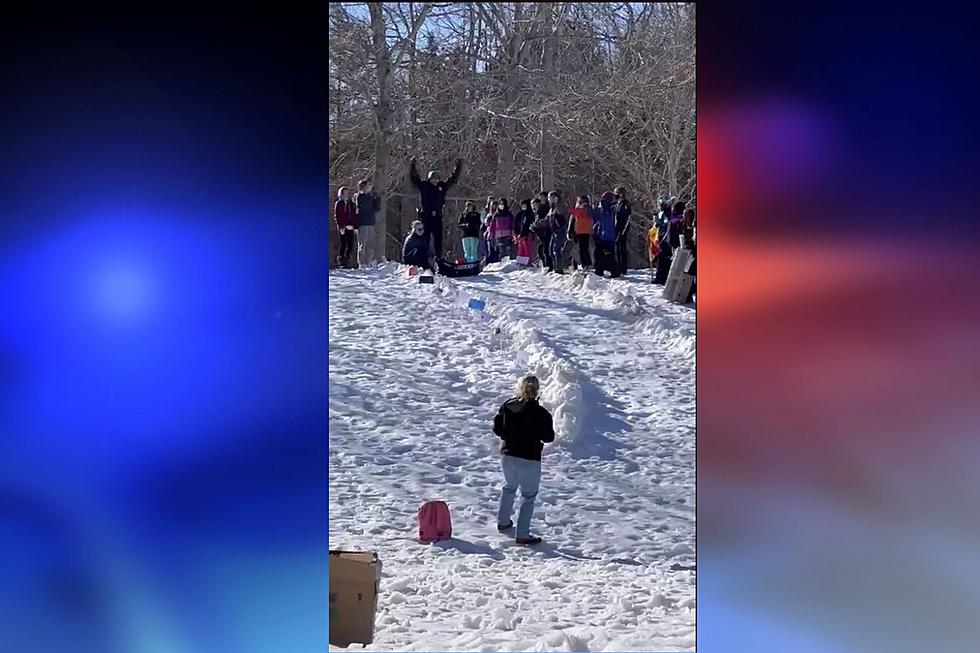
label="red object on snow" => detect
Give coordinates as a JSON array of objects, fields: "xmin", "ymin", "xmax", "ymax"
[{"xmin": 418, "ymin": 501, "xmax": 453, "ymax": 543}]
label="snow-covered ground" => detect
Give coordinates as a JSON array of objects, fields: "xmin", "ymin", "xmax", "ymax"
[{"xmin": 329, "ymin": 262, "xmax": 696, "ymax": 652}]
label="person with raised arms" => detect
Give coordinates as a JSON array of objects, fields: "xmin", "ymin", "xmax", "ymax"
[{"xmin": 409, "ymin": 156, "xmax": 463, "ymax": 260}]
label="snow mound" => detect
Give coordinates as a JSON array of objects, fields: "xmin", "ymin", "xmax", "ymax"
[
  {"xmin": 633, "ymin": 311, "xmax": 696, "ymax": 362},
  {"xmin": 540, "ymin": 271, "xmax": 646, "ymax": 316},
  {"xmin": 489, "ymin": 306, "xmax": 584, "ymax": 446},
  {"xmin": 482, "ymin": 257, "xmax": 520, "ymax": 274}
]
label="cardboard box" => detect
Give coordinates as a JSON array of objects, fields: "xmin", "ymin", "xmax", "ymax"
[
  {"xmin": 663, "ymin": 248, "xmax": 694, "ymax": 303},
  {"xmin": 663, "ymin": 272, "xmax": 694, "ymax": 304},
  {"xmin": 329, "ymin": 550, "xmax": 382, "ymax": 647}
]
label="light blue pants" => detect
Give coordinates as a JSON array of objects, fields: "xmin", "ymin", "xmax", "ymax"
[
  {"xmin": 497, "ymin": 455, "xmax": 542, "ymax": 539},
  {"xmin": 462, "ymin": 237, "xmax": 479, "ymax": 262}
]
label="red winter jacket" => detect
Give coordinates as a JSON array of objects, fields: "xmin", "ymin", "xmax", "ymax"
[{"xmin": 334, "ymin": 199, "xmax": 358, "ymax": 229}]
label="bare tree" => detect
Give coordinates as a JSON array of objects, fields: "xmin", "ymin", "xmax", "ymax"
[{"xmin": 329, "ymin": 2, "xmax": 695, "ymax": 265}]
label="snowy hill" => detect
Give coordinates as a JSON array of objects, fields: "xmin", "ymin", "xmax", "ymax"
[{"xmin": 329, "ymin": 263, "xmax": 695, "ymax": 652}]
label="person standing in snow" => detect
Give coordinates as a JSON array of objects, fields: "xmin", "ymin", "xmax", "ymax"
[
  {"xmin": 458, "ymin": 200, "xmax": 483, "ymax": 263},
  {"xmin": 654, "ymin": 196, "xmax": 677, "ymax": 284},
  {"xmin": 494, "ymin": 375, "xmax": 555, "ymax": 546},
  {"xmin": 530, "ymin": 198, "xmax": 553, "ymax": 270},
  {"xmin": 568, "ymin": 195, "xmax": 594, "ymax": 270},
  {"xmin": 409, "ymin": 156, "xmax": 463, "ymax": 260},
  {"xmin": 489, "ymin": 197, "xmax": 515, "ymax": 260},
  {"xmin": 592, "ymin": 191, "xmax": 620, "ymax": 277},
  {"xmin": 513, "ymin": 198, "xmax": 536, "ymax": 263},
  {"xmin": 353, "ymin": 178, "xmax": 380, "ymax": 267},
  {"xmin": 483, "ymin": 195, "xmax": 498, "ymax": 263},
  {"xmin": 682, "ymin": 207, "xmax": 697, "ymax": 303},
  {"xmin": 402, "ymin": 220, "xmax": 433, "ymax": 270},
  {"xmin": 334, "ymin": 186, "xmax": 358, "ymax": 269},
  {"xmin": 613, "ymin": 186, "xmax": 632, "ymax": 273},
  {"xmin": 547, "ymin": 191, "xmax": 569, "ymax": 274}
]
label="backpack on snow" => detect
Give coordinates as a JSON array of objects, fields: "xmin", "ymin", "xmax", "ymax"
[{"xmin": 418, "ymin": 501, "xmax": 453, "ymax": 543}]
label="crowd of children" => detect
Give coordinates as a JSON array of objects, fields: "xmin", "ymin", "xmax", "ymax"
[
  {"xmin": 333, "ymin": 169, "xmax": 695, "ymax": 301},
  {"xmin": 461, "ymin": 187, "xmax": 644, "ymax": 280}
]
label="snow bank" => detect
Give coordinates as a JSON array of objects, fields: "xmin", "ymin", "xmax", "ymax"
[
  {"xmin": 540, "ymin": 271, "xmax": 646, "ymax": 317},
  {"xmin": 634, "ymin": 312, "xmax": 696, "ymax": 362},
  {"xmin": 488, "ymin": 305, "xmax": 584, "ymax": 446}
]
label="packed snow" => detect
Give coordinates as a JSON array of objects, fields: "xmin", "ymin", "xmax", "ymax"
[{"xmin": 329, "ymin": 262, "xmax": 695, "ymax": 652}]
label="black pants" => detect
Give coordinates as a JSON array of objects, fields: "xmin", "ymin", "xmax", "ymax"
[
  {"xmin": 616, "ymin": 232, "xmax": 628, "ymax": 272},
  {"xmin": 422, "ymin": 213, "xmax": 443, "ymax": 258},
  {"xmin": 654, "ymin": 249, "xmax": 672, "ymax": 284},
  {"xmin": 537, "ymin": 235, "xmax": 553, "ymax": 269},
  {"xmin": 404, "ymin": 253, "xmax": 432, "ymax": 270},
  {"xmin": 594, "ymin": 241, "xmax": 619, "ymax": 277},
  {"xmin": 575, "ymin": 233, "xmax": 592, "ymax": 267},
  {"xmin": 338, "ymin": 229, "xmax": 357, "ymax": 267}
]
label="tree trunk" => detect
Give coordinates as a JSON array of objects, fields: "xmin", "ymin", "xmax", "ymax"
[
  {"xmin": 538, "ymin": 3, "xmax": 559, "ymax": 192},
  {"xmin": 495, "ymin": 4, "xmax": 522, "ymax": 197},
  {"xmin": 369, "ymin": 3, "xmax": 393, "ymax": 261}
]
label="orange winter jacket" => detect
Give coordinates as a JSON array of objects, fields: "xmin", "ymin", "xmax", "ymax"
[{"xmin": 569, "ymin": 207, "xmax": 593, "ymax": 236}]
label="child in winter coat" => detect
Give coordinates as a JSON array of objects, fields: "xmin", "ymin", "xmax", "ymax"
[
  {"xmin": 530, "ymin": 198, "xmax": 553, "ymax": 270},
  {"xmin": 334, "ymin": 186, "xmax": 358, "ymax": 269},
  {"xmin": 458, "ymin": 200, "xmax": 483, "ymax": 263},
  {"xmin": 513, "ymin": 199, "xmax": 536, "ymax": 264},
  {"xmin": 647, "ymin": 224, "xmax": 661, "ymax": 265},
  {"xmin": 547, "ymin": 191, "xmax": 569, "ymax": 274},
  {"xmin": 483, "ymin": 196, "xmax": 497, "ymax": 263},
  {"xmin": 489, "ymin": 197, "xmax": 515, "ymax": 260},
  {"xmin": 403, "ymin": 220, "xmax": 432, "ymax": 269},
  {"xmin": 353, "ymin": 178, "xmax": 380, "ymax": 267},
  {"xmin": 613, "ymin": 186, "xmax": 632, "ymax": 273},
  {"xmin": 592, "ymin": 191, "xmax": 620, "ymax": 277},
  {"xmin": 568, "ymin": 195, "xmax": 594, "ymax": 270}
]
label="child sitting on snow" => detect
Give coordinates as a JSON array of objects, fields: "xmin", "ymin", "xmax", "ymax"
[{"xmin": 403, "ymin": 220, "xmax": 433, "ymax": 270}]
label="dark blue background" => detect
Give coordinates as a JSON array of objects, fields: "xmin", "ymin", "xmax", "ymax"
[{"xmin": 0, "ymin": 10, "xmax": 328, "ymax": 653}]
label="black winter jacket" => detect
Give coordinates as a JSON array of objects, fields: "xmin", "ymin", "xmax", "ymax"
[
  {"xmin": 459, "ymin": 210, "xmax": 483, "ymax": 238},
  {"xmin": 549, "ymin": 209, "xmax": 569, "ymax": 240},
  {"xmin": 615, "ymin": 198, "xmax": 632, "ymax": 237},
  {"xmin": 493, "ymin": 397, "xmax": 555, "ymax": 462},
  {"xmin": 410, "ymin": 159, "xmax": 462, "ymax": 216},
  {"xmin": 403, "ymin": 231, "xmax": 430, "ymax": 265},
  {"xmin": 514, "ymin": 208, "xmax": 535, "ymax": 237}
]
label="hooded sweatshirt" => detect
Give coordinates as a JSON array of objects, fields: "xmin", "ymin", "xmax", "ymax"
[
  {"xmin": 334, "ymin": 195, "xmax": 358, "ymax": 229},
  {"xmin": 492, "ymin": 397, "xmax": 556, "ymax": 461},
  {"xmin": 592, "ymin": 198, "xmax": 617, "ymax": 243}
]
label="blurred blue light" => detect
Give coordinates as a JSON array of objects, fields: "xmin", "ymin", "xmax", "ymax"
[{"xmin": 89, "ymin": 258, "xmax": 155, "ymax": 326}]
